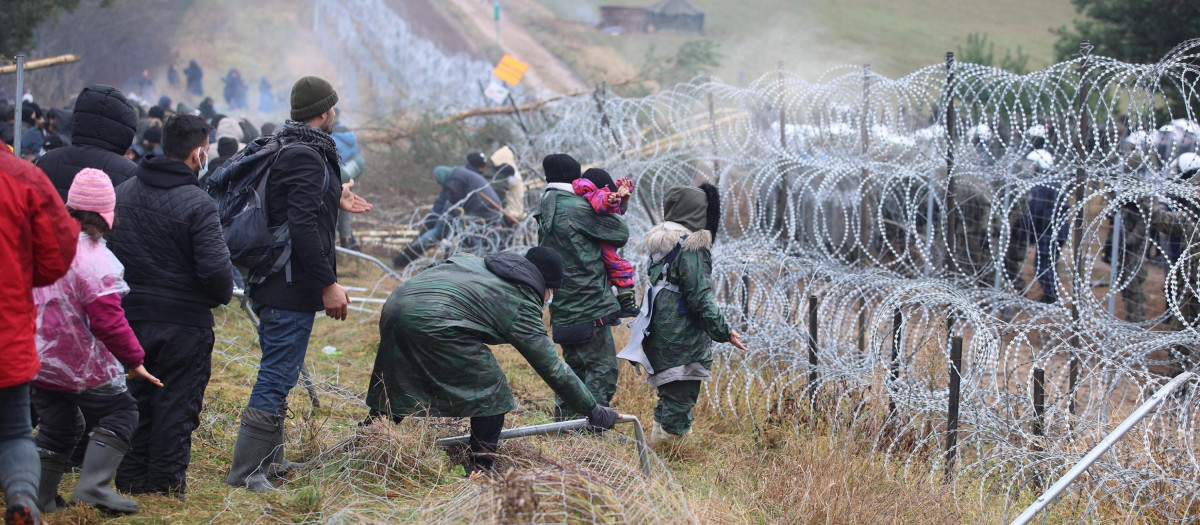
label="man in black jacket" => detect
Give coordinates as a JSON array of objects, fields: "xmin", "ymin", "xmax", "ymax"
[
  {"xmin": 106, "ymin": 114, "xmax": 234, "ymax": 497},
  {"xmin": 225, "ymin": 76, "xmax": 370, "ymax": 492},
  {"xmin": 36, "ymin": 85, "xmax": 139, "ymax": 202}
]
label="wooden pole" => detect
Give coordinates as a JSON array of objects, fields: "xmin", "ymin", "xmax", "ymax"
[
  {"xmin": 889, "ymin": 308, "xmax": 903, "ymax": 416},
  {"xmin": 0, "ymin": 54, "xmax": 79, "ymax": 75},
  {"xmin": 807, "ymin": 295, "xmax": 819, "ymax": 403}
]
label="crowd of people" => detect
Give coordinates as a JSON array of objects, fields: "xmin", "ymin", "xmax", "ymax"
[{"xmin": 0, "ymin": 73, "xmax": 748, "ymax": 524}]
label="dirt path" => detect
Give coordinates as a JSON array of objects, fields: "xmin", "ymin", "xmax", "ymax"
[{"xmin": 443, "ymin": 0, "xmax": 590, "ymax": 95}]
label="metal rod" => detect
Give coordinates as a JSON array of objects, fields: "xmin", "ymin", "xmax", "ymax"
[
  {"xmin": 1010, "ymin": 372, "xmax": 1197, "ymax": 525},
  {"xmin": 435, "ymin": 414, "xmax": 653, "ymax": 477},
  {"xmin": 807, "ymin": 295, "xmax": 819, "ymax": 403},
  {"xmin": 14, "ymin": 55, "xmax": 25, "ymax": 156},
  {"xmin": 1032, "ymin": 368, "xmax": 1045, "ymax": 442},
  {"xmin": 889, "ymin": 308, "xmax": 902, "ymax": 416},
  {"xmin": 335, "ymin": 246, "xmax": 403, "ymax": 280},
  {"xmin": 944, "ymin": 335, "xmax": 962, "ymax": 480}
]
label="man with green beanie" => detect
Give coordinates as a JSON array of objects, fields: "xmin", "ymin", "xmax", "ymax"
[
  {"xmin": 536, "ymin": 153, "xmax": 630, "ymax": 420},
  {"xmin": 226, "ymin": 75, "xmax": 371, "ymax": 492},
  {"xmin": 622, "ymin": 184, "xmax": 746, "ymax": 445},
  {"xmin": 365, "ymin": 247, "xmax": 619, "ymax": 473}
]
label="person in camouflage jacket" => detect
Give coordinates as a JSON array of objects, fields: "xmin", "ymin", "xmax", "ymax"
[
  {"xmin": 365, "ymin": 247, "xmax": 619, "ymax": 473},
  {"xmin": 639, "ymin": 184, "xmax": 747, "ymax": 444},
  {"xmin": 535, "ymin": 154, "xmax": 630, "ymax": 419}
]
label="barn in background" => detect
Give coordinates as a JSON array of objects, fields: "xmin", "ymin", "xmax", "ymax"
[{"xmin": 599, "ymin": 0, "xmax": 705, "ymax": 34}]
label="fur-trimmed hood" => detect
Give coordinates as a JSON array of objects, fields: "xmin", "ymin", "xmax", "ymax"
[{"xmin": 644, "ymin": 221, "xmax": 713, "ymax": 263}]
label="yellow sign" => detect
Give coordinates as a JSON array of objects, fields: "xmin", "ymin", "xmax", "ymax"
[{"xmin": 492, "ymin": 54, "xmax": 529, "ymax": 87}]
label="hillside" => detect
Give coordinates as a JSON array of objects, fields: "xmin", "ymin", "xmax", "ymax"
[{"xmin": 527, "ymin": 0, "xmax": 1079, "ymax": 83}]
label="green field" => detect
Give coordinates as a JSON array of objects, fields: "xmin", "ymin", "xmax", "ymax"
[{"xmin": 534, "ymin": 0, "xmax": 1079, "ymax": 83}]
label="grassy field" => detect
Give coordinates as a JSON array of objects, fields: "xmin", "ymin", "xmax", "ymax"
[
  {"xmin": 25, "ymin": 253, "xmax": 1054, "ymax": 524},
  {"xmin": 530, "ymin": 0, "xmax": 1079, "ymax": 84}
]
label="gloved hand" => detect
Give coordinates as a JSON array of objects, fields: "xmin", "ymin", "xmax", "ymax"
[{"xmin": 588, "ymin": 404, "xmax": 619, "ymax": 430}]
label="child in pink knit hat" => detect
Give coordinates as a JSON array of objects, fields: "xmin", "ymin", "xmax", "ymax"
[{"xmin": 31, "ymin": 168, "xmax": 161, "ymax": 515}]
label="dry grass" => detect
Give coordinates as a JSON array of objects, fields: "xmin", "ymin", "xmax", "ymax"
[{"xmin": 24, "ymin": 255, "xmax": 1060, "ymax": 524}]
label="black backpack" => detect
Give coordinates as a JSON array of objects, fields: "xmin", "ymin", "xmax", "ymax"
[{"xmin": 204, "ymin": 135, "xmax": 328, "ymax": 284}]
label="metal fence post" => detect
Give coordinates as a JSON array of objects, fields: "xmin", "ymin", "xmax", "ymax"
[
  {"xmin": 13, "ymin": 55, "xmax": 25, "ymax": 156},
  {"xmin": 943, "ymin": 52, "xmax": 958, "ymax": 279},
  {"xmin": 944, "ymin": 335, "xmax": 963, "ymax": 480},
  {"xmin": 807, "ymin": 295, "xmax": 819, "ymax": 404},
  {"xmin": 889, "ymin": 308, "xmax": 903, "ymax": 416}
]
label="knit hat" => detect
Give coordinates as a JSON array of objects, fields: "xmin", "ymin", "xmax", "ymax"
[
  {"xmin": 290, "ymin": 76, "xmax": 339, "ymax": 121},
  {"xmin": 582, "ymin": 167, "xmax": 616, "ymax": 191},
  {"xmin": 543, "ymin": 153, "xmax": 580, "ymax": 183},
  {"xmin": 67, "ymin": 168, "xmax": 116, "ymax": 228},
  {"xmin": 143, "ymin": 126, "xmax": 162, "ymax": 144},
  {"xmin": 524, "ymin": 247, "xmax": 564, "ymax": 289},
  {"xmin": 663, "ymin": 186, "xmax": 707, "ymax": 232},
  {"xmin": 466, "ymin": 152, "xmax": 487, "ymax": 170},
  {"xmin": 217, "ymin": 136, "xmax": 238, "ymax": 157},
  {"xmin": 433, "ymin": 165, "xmax": 453, "ymax": 186}
]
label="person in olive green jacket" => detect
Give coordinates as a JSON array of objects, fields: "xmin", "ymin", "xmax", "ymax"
[
  {"xmin": 639, "ymin": 184, "xmax": 746, "ymax": 444},
  {"xmin": 535, "ymin": 153, "xmax": 631, "ymax": 419},
  {"xmin": 364, "ymin": 247, "xmax": 619, "ymax": 473}
]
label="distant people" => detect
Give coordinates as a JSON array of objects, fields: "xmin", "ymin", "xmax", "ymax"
[
  {"xmin": 109, "ymin": 114, "xmax": 233, "ymax": 498},
  {"xmin": 208, "ymin": 137, "xmax": 239, "ymax": 173},
  {"xmin": 198, "ymin": 97, "xmax": 217, "ymax": 122},
  {"xmin": 489, "ymin": 146, "xmax": 525, "ymax": 222},
  {"xmin": 259, "ymin": 78, "xmax": 276, "ymax": 113},
  {"xmin": 0, "ymin": 145, "xmax": 79, "ymax": 525},
  {"xmin": 260, "ymin": 122, "xmax": 277, "ymax": 137},
  {"xmin": 156, "ymin": 96, "xmax": 172, "ymax": 114},
  {"xmin": 237, "ymin": 118, "xmax": 260, "ymax": 143},
  {"xmin": 134, "ymin": 70, "xmax": 154, "ymax": 100},
  {"xmin": 331, "ymin": 120, "xmax": 365, "ymax": 249},
  {"xmin": 20, "ymin": 104, "xmax": 48, "ymax": 160},
  {"xmin": 32, "ymin": 168, "xmax": 162, "ymax": 515},
  {"xmin": 184, "ymin": 60, "xmax": 203, "ymax": 97},
  {"xmin": 167, "ymin": 64, "xmax": 180, "ymax": 87},
  {"xmin": 391, "ymin": 154, "xmax": 502, "ymax": 268},
  {"xmin": 222, "ymin": 69, "xmax": 248, "ymax": 110},
  {"xmin": 620, "ymin": 184, "xmax": 746, "ymax": 446},
  {"xmin": 573, "ymin": 168, "xmax": 639, "ymax": 317},
  {"xmin": 136, "ymin": 105, "xmax": 164, "ymax": 145},
  {"xmin": 206, "ymin": 117, "xmax": 244, "ymax": 160},
  {"xmin": 131, "ymin": 126, "xmax": 163, "ymax": 163},
  {"xmin": 0, "ymin": 101, "xmax": 15, "ymax": 146},
  {"xmin": 364, "ymin": 247, "xmax": 619, "ymax": 474},
  {"xmin": 225, "ymin": 76, "xmax": 371, "ymax": 492},
  {"xmin": 1025, "ymin": 144, "xmax": 1066, "ymax": 304},
  {"xmin": 36, "ymin": 85, "xmax": 139, "ymax": 201}
]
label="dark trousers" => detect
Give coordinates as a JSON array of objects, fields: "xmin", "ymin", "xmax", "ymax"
[
  {"xmin": 0, "ymin": 383, "xmax": 39, "ymax": 505},
  {"xmin": 555, "ymin": 325, "xmax": 618, "ymax": 419},
  {"xmin": 115, "ymin": 321, "xmax": 214, "ymax": 495},
  {"xmin": 654, "ymin": 380, "xmax": 702, "ymax": 436},
  {"xmin": 31, "ymin": 386, "xmax": 138, "ymax": 454}
]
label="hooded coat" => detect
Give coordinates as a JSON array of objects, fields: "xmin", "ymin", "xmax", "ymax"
[
  {"xmin": 206, "ymin": 118, "xmax": 245, "ymax": 159},
  {"xmin": 36, "ymin": 85, "xmax": 138, "ymax": 202},
  {"xmin": 536, "ymin": 185, "xmax": 630, "ymax": 326},
  {"xmin": 640, "ymin": 186, "xmax": 731, "ymax": 386},
  {"xmin": 366, "ymin": 252, "xmax": 596, "ymax": 418}
]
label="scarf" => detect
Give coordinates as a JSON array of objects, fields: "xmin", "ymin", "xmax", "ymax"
[{"xmin": 278, "ymin": 119, "xmax": 341, "ymax": 168}]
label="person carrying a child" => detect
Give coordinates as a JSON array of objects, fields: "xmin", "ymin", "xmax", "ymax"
[
  {"xmin": 31, "ymin": 168, "xmax": 161, "ymax": 515},
  {"xmin": 572, "ymin": 168, "xmax": 639, "ymax": 317}
]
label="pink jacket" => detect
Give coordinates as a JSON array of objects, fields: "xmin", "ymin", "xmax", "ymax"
[{"xmin": 32, "ymin": 233, "xmax": 144, "ymax": 392}]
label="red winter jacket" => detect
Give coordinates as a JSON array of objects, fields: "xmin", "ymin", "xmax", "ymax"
[{"xmin": 0, "ymin": 148, "xmax": 79, "ymax": 388}]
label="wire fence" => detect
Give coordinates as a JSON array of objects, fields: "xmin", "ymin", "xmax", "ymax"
[{"xmin": 233, "ymin": 7, "xmax": 1200, "ymax": 519}]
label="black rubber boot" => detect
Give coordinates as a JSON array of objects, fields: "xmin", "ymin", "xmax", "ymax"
[
  {"xmin": 71, "ymin": 428, "xmax": 137, "ymax": 514},
  {"xmin": 36, "ymin": 448, "xmax": 69, "ymax": 513},
  {"xmin": 265, "ymin": 402, "xmax": 305, "ymax": 479},
  {"xmin": 224, "ymin": 407, "xmax": 278, "ymax": 493}
]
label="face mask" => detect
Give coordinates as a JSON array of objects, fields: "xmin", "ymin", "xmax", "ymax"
[{"xmin": 196, "ymin": 148, "xmax": 209, "ymax": 179}]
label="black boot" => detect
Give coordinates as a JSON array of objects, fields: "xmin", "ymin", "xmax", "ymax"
[
  {"xmin": 224, "ymin": 407, "xmax": 278, "ymax": 493},
  {"xmin": 71, "ymin": 428, "xmax": 138, "ymax": 514},
  {"xmin": 36, "ymin": 448, "xmax": 70, "ymax": 513},
  {"xmin": 265, "ymin": 402, "xmax": 305, "ymax": 479}
]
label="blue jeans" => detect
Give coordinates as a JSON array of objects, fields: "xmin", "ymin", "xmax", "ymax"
[
  {"xmin": 0, "ymin": 383, "xmax": 40, "ymax": 505},
  {"xmin": 249, "ymin": 304, "xmax": 315, "ymax": 414}
]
